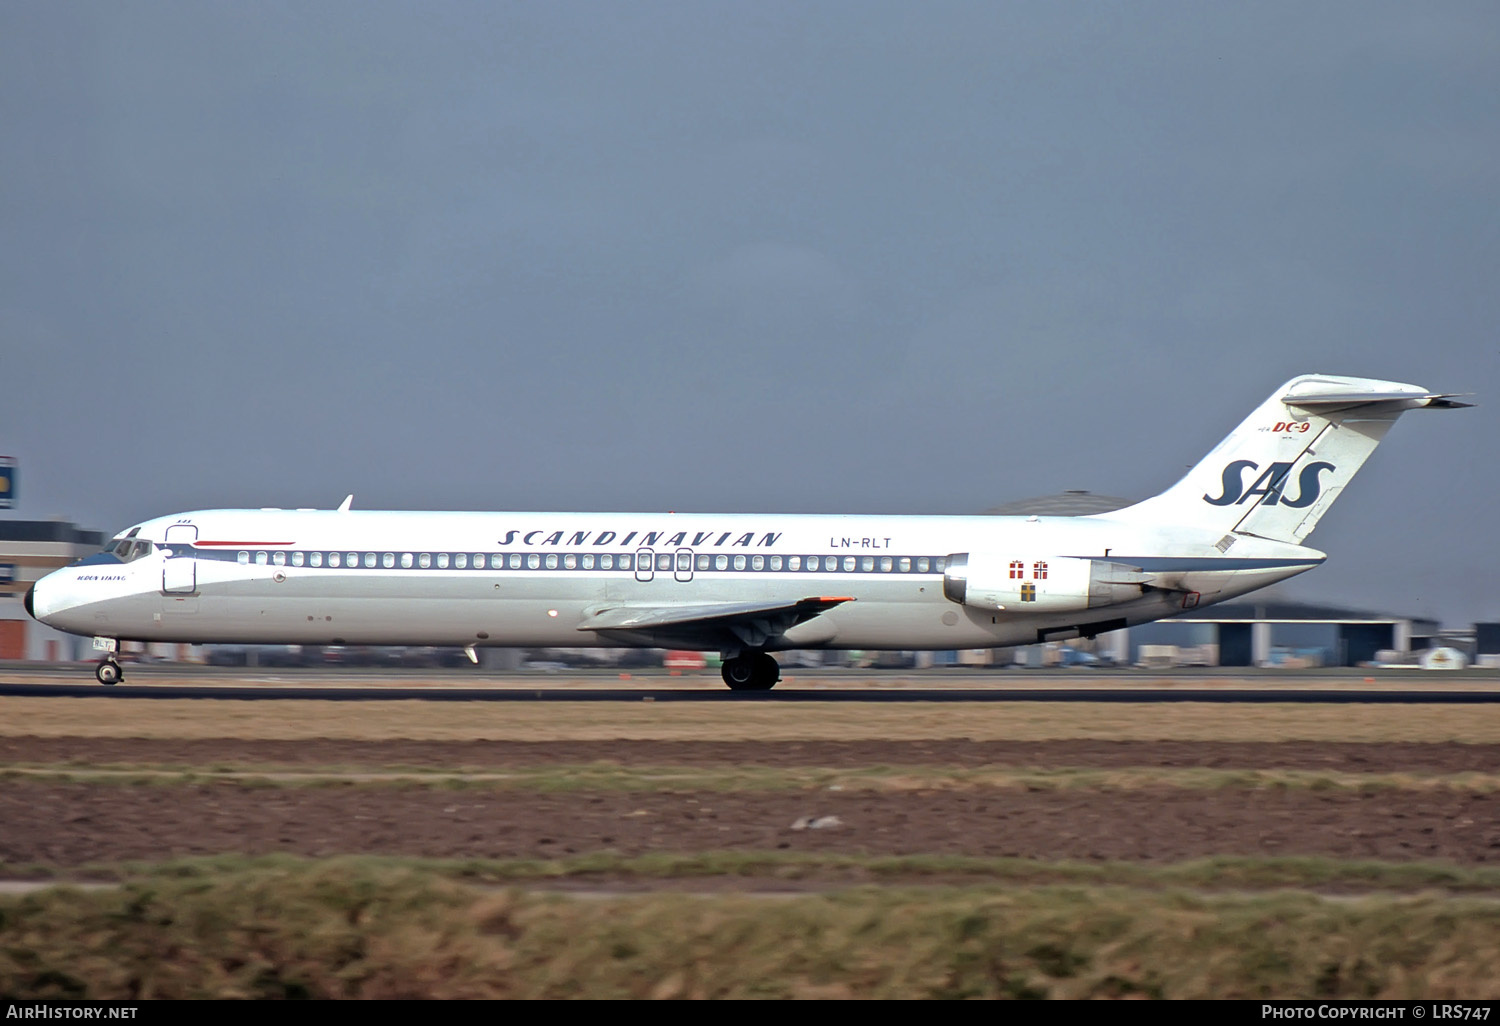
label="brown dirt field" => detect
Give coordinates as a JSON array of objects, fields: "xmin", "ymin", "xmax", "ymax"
[
  {"xmin": 4, "ymin": 736, "xmax": 1500, "ymax": 772},
  {"xmin": 4, "ymin": 737, "xmax": 1500, "ymax": 870}
]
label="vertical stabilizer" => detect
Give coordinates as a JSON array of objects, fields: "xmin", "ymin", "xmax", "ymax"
[{"xmin": 1100, "ymin": 374, "xmax": 1469, "ymax": 545}]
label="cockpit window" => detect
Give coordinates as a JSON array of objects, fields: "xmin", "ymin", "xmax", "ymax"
[{"xmin": 104, "ymin": 529, "xmax": 154, "ymax": 563}]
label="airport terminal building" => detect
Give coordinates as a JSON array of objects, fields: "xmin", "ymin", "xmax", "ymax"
[
  {"xmin": 1116, "ymin": 600, "xmax": 1441, "ymax": 669},
  {"xmin": 0, "ymin": 519, "xmax": 106, "ymax": 660}
]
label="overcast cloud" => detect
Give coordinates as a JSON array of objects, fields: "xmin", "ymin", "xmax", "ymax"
[{"xmin": 2, "ymin": 1, "xmax": 1497, "ymax": 625}]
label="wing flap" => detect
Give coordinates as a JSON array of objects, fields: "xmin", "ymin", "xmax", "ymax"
[
  {"xmin": 579, "ymin": 596, "xmax": 854, "ymax": 632},
  {"xmin": 577, "ymin": 596, "xmax": 854, "ymax": 650}
]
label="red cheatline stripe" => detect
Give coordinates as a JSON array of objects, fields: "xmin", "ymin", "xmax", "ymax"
[
  {"xmin": 811, "ymin": 596, "xmax": 856, "ymax": 603},
  {"xmin": 195, "ymin": 541, "xmax": 295, "ymax": 547}
]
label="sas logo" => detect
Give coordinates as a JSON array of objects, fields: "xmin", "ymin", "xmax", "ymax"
[{"xmin": 1203, "ymin": 460, "xmax": 1336, "ymax": 507}]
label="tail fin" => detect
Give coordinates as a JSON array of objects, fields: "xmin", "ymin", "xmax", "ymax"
[{"xmin": 1104, "ymin": 374, "xmax": 1470, "ymax": 545}]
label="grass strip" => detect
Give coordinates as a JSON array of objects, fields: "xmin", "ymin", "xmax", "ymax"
[
  {"xmin": 10, "ymin": 852, "xmax": 1500, "ymax": 895},
  {"xmin": 4, "ymin": 859, "xmax": 1500, "ymax": 998}
]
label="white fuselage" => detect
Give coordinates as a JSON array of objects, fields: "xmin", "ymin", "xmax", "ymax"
[{"xmin": 28, "ymin": 507, "xmax": 1325, "ymax": 653}]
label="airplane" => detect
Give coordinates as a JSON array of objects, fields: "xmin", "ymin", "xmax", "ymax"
[{"xmin": 25, "ymin": 374, "xmax": 1469, "ymax": 689}]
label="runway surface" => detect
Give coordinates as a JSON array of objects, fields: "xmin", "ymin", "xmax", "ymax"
[
  {"xmin": 5, "ymin": 682, "xmax": 1500, "ymax": 702},
  {"xmin": 6, "ymin": 662, "xmax": 1499, "ymax": 702}
]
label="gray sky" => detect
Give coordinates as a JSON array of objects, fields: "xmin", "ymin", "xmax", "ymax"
[{"xmin": 3, "ymin": 2, "xmax": 1497, "ymax": 626}]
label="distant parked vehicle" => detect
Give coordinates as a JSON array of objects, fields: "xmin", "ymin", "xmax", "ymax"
[{"xmin": 1057, "ymin": 647, "xmax": 1102, "ymax": 667}]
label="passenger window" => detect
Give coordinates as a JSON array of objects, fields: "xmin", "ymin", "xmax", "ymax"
[
  {"xmin": 328, "ymin": 552, "xmax": 341, "ymax": 568},
  {"xmin": 714, "ymin": 554, "xmax": 728, "ymax": 570},
  {"xmin": 564, "ymin": 553, "xmax": 576, "ymax": 569},
  {"xmin": 619, "ymin": 554, "xmax": 632, "ymax": 570},
  {"xmin": 788, "ymin": 556, "xmax": 801, "ymax": 571},
  {"xmin": 751, "ymin": 555, "xmax": 764, "ymax": 571},
  {"xmin": 696, "ymin": 554, "xmax": 711, "ymax": 570},
  {"xmin": 418, "ymin": 553, "xmax": 430, "ymax": 569},
  {"xmin": 916, "ymin": 557, "xmax": 929, "ymax": 573},
  {"xmin": 582, "ymin": 554, "xmax": 594, "ymax": 569},
  {"xmin": 255, "ymin": 551, "xmax": 268, "ymax": 565},
  {"xmin": 733, "ymin": 555, "xmax": 746, "ymax": 570},
  {"xmin": 273, "ymin": 551, "xmax": 286, "ymax": 566},
  {"xmin": 545, "ymin": 554, "xmax": 558, "ymax": 569},
  {"xmin": 473, "ymin": 553, "xmax": 484, "ymax": 568},
  {"xmin": 677, "ymin": 550, "xmax": 691, "ymax": 571},
  {"xmin": 456, "ymin": 553, "xmax": 468, "ymax": 569},
  {"xmin": 656, "ymin": 553, "xmax": 673, "ymax": 571},
  {"xmin": 600, "ymin": 554, "xmax": 614, "ymax": 570},
  {"xmin": 491, "ymin": 554, "xmax": 504, "ymax": 569},
  {"xmin": 527, "ymin": 553, "xmax": 540, "ymax": 569},
  {"xmin": 436, "ymin": 553, "xmax": 449, "ymax": 569},
  {"xmin": 899, "ymin": 557, "xmax": 911, "ymax": 572},
  {"xmin": 880, "ymin": 557, "xmax": 892, "ymax": 572},
  {"xmin": 348, "ymin": 552, "xmax": 358, "ymax": 567},
  {"xmin": 291, "ymin": 552, "xmax": 304, "ymax": 567},
  {"xmin": 825, "ymin": 556, "xmax": 839, "ymax": 571},
  {"xmin": 934, "ymin": 557, "xmax": 947, "ymax": 572},
  {"xmin": 237, "ymin": 551, "xmax": 249, "ymax": 564},
  {"xmin": 770, "ymin": 555, "xmax": 782, "ymax": 571},
  {"xmin": 860, "ymin": 556, "xmax": 873, "ymax": 572},
  {"xmin": 310, "ymin": 552, "xmax": 323, "ymax": 568},
  {"xmin": 380, "ymin": 553, "xmax": 393, "ymax": 568},
  {"xmin": 508, "ymin": 554, "xmax": 521, "ymax": 569},
  {"xmin": 843, "ymin": 556, "xmax": 856, "ymax": 572}
]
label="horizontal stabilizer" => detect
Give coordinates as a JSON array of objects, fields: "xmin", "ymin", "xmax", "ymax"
[{"xmin": 1283, "ymin": 389, "xmax": 1474, "ymax": 411}]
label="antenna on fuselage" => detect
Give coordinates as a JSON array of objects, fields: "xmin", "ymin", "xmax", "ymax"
[{"xmin": 337, "ymin": 495, "xmax": 353, "ymax": 512}]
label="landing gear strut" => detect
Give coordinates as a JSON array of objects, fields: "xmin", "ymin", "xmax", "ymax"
[
  {"xmin": 95, "ymin": 658, "xmax": 122, "ymax": 686},
  {"xmin": 720, "ymin": 652, "xmax": 779, "ymax": 691}
]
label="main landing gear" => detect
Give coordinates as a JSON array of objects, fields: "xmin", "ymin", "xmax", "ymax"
[
  {"xmin": 720, "ymin": 652, "xmax": 780, "ymax": 691},
  {"xmin": 95, "ymin": 658, "xmax": 123, "ymax": 686}
]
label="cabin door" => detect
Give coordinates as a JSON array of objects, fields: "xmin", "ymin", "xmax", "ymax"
[{"xmin": 162, "ymin": 524, "xmax": 198, "ymax": 594}]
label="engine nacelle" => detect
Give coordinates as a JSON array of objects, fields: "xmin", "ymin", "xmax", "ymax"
[{"xmin": 943, "ymin": 553, "xmax": 1148, "ymax": 612}]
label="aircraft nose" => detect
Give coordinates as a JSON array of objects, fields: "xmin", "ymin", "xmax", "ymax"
[{"xmin": 23, "ymin": 582, "xmax": 36, "ymax": 620}]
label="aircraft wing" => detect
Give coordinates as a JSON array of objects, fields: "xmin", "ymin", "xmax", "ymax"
[{"xmin": 577, "ymin": 596, "xmax": 855, "ymax": 650}]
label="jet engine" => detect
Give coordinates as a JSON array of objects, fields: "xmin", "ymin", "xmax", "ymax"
[{"xmin": 943, "ymin": 553, "xmax": 1149, "ymax": 612}]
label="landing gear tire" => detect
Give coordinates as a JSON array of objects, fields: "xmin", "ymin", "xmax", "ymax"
[
  {"xmin": 721, "ymin": 653, "xmax": 780, "ymax": 691},
  {"xmin": 95, "ymin": 659, "xmax": 122, "ymax": 686}
]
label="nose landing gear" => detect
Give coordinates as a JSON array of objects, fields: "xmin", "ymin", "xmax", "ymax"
[
  {"xmin": 720, "ymin": 652, "xmax": 780, "ymax": 691},
  {"xmin": 91, "ymin": 637, "xmax": 122, "ymax": 685}
]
